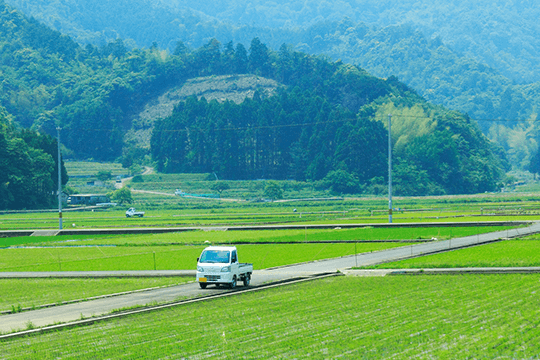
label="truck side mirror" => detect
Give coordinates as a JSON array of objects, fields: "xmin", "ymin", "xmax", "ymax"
[{"xmin": 197, "ymin": 257, "xmax": 199, "ymax": 262}]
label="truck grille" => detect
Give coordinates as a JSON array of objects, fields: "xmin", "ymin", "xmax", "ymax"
[{"xmin": 206, "ymin": 275, "xmax": 220, "ymax": 281}]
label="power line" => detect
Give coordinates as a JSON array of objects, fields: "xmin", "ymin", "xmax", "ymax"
[{"xmin": 74, "ymin": 114, "xmax": 540, "ymax": 133}]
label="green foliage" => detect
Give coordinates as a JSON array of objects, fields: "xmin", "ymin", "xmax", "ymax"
[
  {"xmin": 146, "ymin": 38, "xmax": 504, "ymax": 193},
  {"xmin": 7, "ymin": 0, "xmax": 540, "ymax": 123},
  {"xmin": 0, "ymin": 2, "xmax": 508, "ymax": 193},
  {"xmin": 318, "ymin": 170, "xmax": 361, "ymax": 195},
  {"xmin": 210, "ymin": 181, "xmax": 230, "ymax": 195},
  {"xmin": 95, "ymin": 170, "xmax": 111, "ymax": 182},
  {"xmin": 128, "ymin": 164, "xmax": 143, "ymax": 176},
  {"xmin": 263, "ymin": 181, "xmax": 283, "ymax": 200},
  {"xmin": 109, "ymin": 186, "xmax": 133, "ymax": 205},
  {"xmin": 0, "ymin": 105, "xmax": 67, "ymax": 209},
  {"xmin": 152, "ymin": 86, "xmax": 391, "ymax": 182},
  {"xmin": 366, "ymin": 101, "xmax": 507, "ymax": 195},
  {"xmin": 0, "ymin": 2, "xmax": 187, "ymax": 160}
]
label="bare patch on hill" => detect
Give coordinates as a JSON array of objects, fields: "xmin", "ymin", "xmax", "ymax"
[{"xmin": 125, "ymin": 74, "xmax": 282, "ymax": 149}]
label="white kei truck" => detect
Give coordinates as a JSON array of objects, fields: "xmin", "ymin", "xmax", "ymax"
[
  {"xmin": 125, "ymin": 207, "xmax": 144, "ymax": 217},
  {"xmin": 196, "ymin": 246, "xmax": 253, "ymax": 289}
]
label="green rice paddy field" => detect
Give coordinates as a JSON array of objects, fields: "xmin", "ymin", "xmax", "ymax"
[
  {"xmin": 3, "ymin": 163, "xmax": 540, "ymax": 357},
  {"xmin": 0, "ymin": 226, "xmax": 516, "ymax": 273},
  {"xmin": 2, "ymin": 275, "xmax": 540, "ymax": 358},
  {"xmin": 0, "ymin": 226, "xmax": 514, "ymax": 247},
  {"xmin": 0, "ymin": 226, "xmax": 516, "ymax": 319},
  {"xmin": 0, "ymin": 277, "xmax": 191, "ymax": 313},
  {"xmin": 0, "ymin": 206, "xmax": 538, "ymax": 230},
  {"xmin": 365, "ymin": 235, "xmax": 540, "ymax": 269},
  {"xmin": 0, "ymin": 242, "xmax": 407, "ymax": 272}
]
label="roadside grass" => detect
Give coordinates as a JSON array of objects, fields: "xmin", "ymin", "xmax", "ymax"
[
  {"xmin": 0, "ymin": 242, "xmax": 410, "ymax": 272},
  {"xmin": 362, "ymin": 238, "xmax": 540, "ymax": 269},
  {"xmin": 3, "ymin": 275, "xmax": 540, "ymax": 358},
  {"xmin": 0, "ymin": 277, "xmax": 191, "ymax": 313}
]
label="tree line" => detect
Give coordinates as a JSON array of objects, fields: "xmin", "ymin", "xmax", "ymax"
[{"xmin": 0, "ymin": 106, "xmax": 68, "ymax": 210}]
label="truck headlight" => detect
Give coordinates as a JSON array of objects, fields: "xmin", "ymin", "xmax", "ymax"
[
  {"xmin": 221, "ymin": 266, "xmax": 231, "ymax": 273},
  {"xmin": 197, "ymin": 266, "xmax": 204, "ymax": 272}
]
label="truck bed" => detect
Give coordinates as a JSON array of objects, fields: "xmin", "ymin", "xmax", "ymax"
[{"xmin": 239, "ymin": 263, "xmax": 253, "ymax": 272}]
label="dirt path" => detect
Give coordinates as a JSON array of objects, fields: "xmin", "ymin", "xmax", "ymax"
[{"xmin": 115, "ymin": 167, "xmax": 154, "ymax": 190}]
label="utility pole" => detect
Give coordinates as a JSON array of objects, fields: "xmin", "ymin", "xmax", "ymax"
[
  {"xmin": 388, "ymin": 114, "xmax": 392, "ymax": 224},
  {"xmin": 57, "ymin": 127, "xmax": 63, "ymax": 230}
]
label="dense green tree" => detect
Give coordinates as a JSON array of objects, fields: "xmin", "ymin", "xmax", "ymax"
[
  {"xmin": 263, "ymin": 180, "xmax": 283, "ymax": 200},
  {"xmin": 0, "ymin": 106, "xmax": 63, "ymax": 209},
  {"xmin": 318, "ymin": 170, "xmax": 361, "ymax": 195},
  {"xmin": 234, "ymin": 43, "xmax": 248, "ymax": 74},
  {"xmin": 528, "ymin": 150, "xmax": 540, "ymax": 177},
  {"xmin": 109, "ymin": 186, "xmax": 133, "ymax": 205},
  {"xmin": 211, "ymin": 181, "xmax": 230, "ymax": 197},
  {"xmin": 248, "ymin": 37, "xmax": 271, "ymax": 77},
  {"xmin": 96, "ymin": 171, "xmax": 112, "ymax": 182}
]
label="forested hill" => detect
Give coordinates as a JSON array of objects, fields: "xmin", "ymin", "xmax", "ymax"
[
  {"xmin": 149, "ymin": 42, "xmax": 508, "ymax": 196},
  {"xmin": 0, "ymin": 2, "xmax": 507, "ymax": 196},
  {"xmin": 6, "ymin": 0, "xmax": 540, "ymax": 171},
  {"xmin": 169, "ymin": 0, "xmax": 540, "ymax": 84},
  {"xmin": 9, "ymin": 0, "xmax": 540, "ymax": 83}
]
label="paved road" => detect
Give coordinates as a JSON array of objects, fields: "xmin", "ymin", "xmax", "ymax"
[
  {"xmin": 2, "ymin": 221, "xmax": 540, "ymax": 334},
  {"xmin": 0, "ymin": 269, "xmax": 319, "ymax": 333}
]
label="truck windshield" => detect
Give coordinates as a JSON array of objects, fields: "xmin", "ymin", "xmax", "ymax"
[{"xmin": 199, "ymin": 250, "xmax": 230, "ymax": 263}]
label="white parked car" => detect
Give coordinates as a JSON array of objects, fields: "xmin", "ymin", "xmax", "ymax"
[{"xmin": 196, "ymin": 246, "xmax": 253, "ymax": 289}]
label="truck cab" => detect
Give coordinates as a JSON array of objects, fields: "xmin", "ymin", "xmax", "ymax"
[{"xmin": 196, "ymin": 246, "xmax": 253, "ymax": 289}]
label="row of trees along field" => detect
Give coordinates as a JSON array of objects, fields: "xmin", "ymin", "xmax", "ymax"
[{"xmin": 0, "ymin": 106, "xmax": 68, "ymax": 210}]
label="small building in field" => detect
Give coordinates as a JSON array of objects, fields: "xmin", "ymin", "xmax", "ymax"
[{"xmin": 68, "ymin": 194, "xmax": 110, "ymax": 206}]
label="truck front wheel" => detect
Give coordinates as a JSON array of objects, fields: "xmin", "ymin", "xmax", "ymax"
[
  {"xmin": 199, "ymin": 283, "xmax": 207, "ymax": 289},
  {"xmin": 229, "ymin": 276, "xmax": 237, "ymax": 289}
]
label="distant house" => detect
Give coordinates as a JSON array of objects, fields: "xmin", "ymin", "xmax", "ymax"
[{"xmin": 68, "ymin": 194, "xmax": 110, "ymax": 206}]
